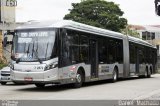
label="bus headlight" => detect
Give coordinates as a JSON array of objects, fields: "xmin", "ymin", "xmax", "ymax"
[{"xmin": 44, "ymin": 63, "xmax": 58, "ymax": 71}]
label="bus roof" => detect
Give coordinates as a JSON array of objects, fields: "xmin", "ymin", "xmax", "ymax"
[
  {"xmin": 16, "ymin": 20, "xmax": 156, "ymax": 48},
  {"xmin": 16, "ymin": 20, "xmax": 124, "ymax": 39},
  {"xmin": 128, "ymin": 36, "xmax": 156, "ymax": 48}
]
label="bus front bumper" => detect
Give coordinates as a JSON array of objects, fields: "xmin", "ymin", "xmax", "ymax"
[
  {"xmin": 11, "ymin": 70, "xmax": 77, "ymax": 84},
  {"xmin": 11, "ymin": 69, "xmax": 60, "ymax": 84}
]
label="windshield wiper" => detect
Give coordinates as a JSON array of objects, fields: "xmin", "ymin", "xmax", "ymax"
[
  {"xmin": 32, "ymin": 42, "xmax": 42, "ymax": 64},
  {"xmin": 45, "ymin": 42, "xmax": 49, "ymax": 60}
]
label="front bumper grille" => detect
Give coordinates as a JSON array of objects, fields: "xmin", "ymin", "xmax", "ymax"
[{"xmin": 1, "ymin": 74, "xmax": 10, "ymax": 76}]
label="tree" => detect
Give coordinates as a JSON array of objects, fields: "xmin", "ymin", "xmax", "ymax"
[
  {"xmin": 121, "ymin": 27, "xmax": 140, "ymax": 38},
  {"xmin": 64, "ymin": 0, "xmax": 127, "ymax": 32},
  {"xmin": 0, "ymin": 31, "xmax": 7, "ymax": 65}
]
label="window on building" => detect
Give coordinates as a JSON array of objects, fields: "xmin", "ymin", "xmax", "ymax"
[
  {"xmin": 142, "ymin": 32, "xmax": 146, "ymax": 40},
  {"xmin": 151, "ymin": 33, "xmax": 155, "ymax": 40},
  {"xmin": 142, "ymin": 32, "xmax": 155, "ymax": 40}
]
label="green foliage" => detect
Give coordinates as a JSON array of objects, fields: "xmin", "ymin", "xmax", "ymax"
[
  {"xmin": 121, "ymin": 27, "xmax": 140, "ymax": 38},
  {"xmin": 0, "ymin": 57, "xmax": 7, "ymax": 69},
  {"xmin": 0, "ymin": 63, "xmax": 7, "ymax": 69},
  {"xmin": 128, "ymin": 30, "xmax": 140, "ymax": 38},
  {"xmin": 64, "ymin": 0, "xmax": 127, "ymax": 32}
]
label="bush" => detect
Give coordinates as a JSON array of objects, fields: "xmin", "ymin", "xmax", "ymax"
[
  {"xmin": 0, "ymin": 56, "xmax": 8, "ymax": 69},
  {"xmin": 0, "ymin": 63, "xmax": 7, "ymax": 69}
]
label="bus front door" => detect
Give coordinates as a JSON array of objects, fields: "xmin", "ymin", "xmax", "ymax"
[{"xmin": 90, "ymin": 40, "xmax": 98, "ymax": 78}]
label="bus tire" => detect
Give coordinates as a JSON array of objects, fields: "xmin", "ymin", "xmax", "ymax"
[
  {"xmin": 138, "ymin": 75, "xmax": 143, "ymax": 78},
  {"xmin": 1, "ymin": 82, "xmax": 7, "ymax": 85},
  {"xmin": 144, "ymin": 68, "xmax": 148, "ymax": 78},
  {"xmin": 35, "ymin": 83, "xmax": 45, "ymax": 88},
  {"xmin": 73, "ymin": 70, "xmax": 84, "ymax": 88},
  {"xmin": 147, "ymin": 69, "xmax": 151, "ymax": 78},
  {"xmin": 112, "ymin": 68, "xmax": 118, "ymax": 83}
]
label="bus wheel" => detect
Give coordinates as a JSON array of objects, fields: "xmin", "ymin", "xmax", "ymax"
[
  {"xmin": 73, "ymin": 70, "xmax": 84, "ymax": 88},
  {"xmin": 112, "ymin": 68, "xmax": 118, "ymax": 83},
  {"xmin": 147, "ymin": 70, "xmax": 151, "ymax": 78},
  {"xmin": 144, "ymin": 69, "xmax": 148, "ymax": 78},
  {"xmin": 35, "ymin": 83, "xmax": 45, "ymax": 88},
  {"xmin": 1, "ymin": 82, "xmax": 7, "ymax": 85}
]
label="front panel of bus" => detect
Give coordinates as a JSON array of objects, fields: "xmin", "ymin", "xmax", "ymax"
[{"xmin": 10, "ymin": 28, "xmax": 60, "ymax": 83}]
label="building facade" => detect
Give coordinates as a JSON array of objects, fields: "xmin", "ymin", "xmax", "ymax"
[{"xmin": 0, "ymin": 0, "xmax": 17, "ymax": 62}]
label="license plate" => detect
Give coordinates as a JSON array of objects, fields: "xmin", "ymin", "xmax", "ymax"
[
  {"xmin": 1, "ymin": 77, "xmax": 9, "ymax": 80},
  {"xmin": 24, "ymin": 77, "xmax": 33, "ymax": 81}
]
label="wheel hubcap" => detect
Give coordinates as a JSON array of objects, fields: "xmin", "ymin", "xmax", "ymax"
[
  {"xmin": 76, "ymin": 74, "xmax": 81, "ymax": 83},
  {"xmin": 113, "ymin": 71, "xmax": 117, "ymax": 80},
  {"xmin": 145, "ymin": 71, "xmax": 147, "ymax": 77}
]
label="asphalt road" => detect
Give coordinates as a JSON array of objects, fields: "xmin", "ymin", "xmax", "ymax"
[{"xmin": 0, "ymin": 74, "xmax": 160, "ymax": 100}]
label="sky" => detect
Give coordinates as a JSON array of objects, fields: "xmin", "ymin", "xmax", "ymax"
[{"xmin": 16, "ymin": 0, "xmax": 160, "ymax": 25}]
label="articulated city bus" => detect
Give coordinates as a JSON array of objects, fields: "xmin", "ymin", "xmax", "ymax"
[{"xmin": 10, "ymin": 20, "xmax": 157, "ymax": 88}]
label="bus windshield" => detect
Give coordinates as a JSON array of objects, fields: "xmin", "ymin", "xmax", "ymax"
[{"xmin": 12, "ymin": 29, "xmax": 57, "ymax": 62}]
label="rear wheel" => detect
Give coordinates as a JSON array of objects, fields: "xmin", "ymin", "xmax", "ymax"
[
  {"xmin": 139, "ymin": 69, "xmax": 151, "ymax": 78},
  {"xmin": 1, "ymin": 82, "xmax": 7, "ymax": 85},
  {"xmin": 141, "ymin": 68, "xmax": 150, "ymax": 78},
  {"xmin": 112, "ymin": 68, "xmax": 118, "ymax": 83},
  {"xmin": 144, "ymin": 69, "xmax": 148, "ymax": 78},
  {"xmin": 147, "ymin": 69, "xmax": 151, "ymax": 78},
  {"xmin": 73, "ymin": 70, "xmax": 84, "ymax": 88},
  {"xmin": 35, "ymin": 83, "xmax": 45, "ymax": 88}
]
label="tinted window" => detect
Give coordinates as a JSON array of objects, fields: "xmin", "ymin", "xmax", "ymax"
[
  {"xmin": 61, "ymin": 29, "xmax": 90, "ymax": 66},
  {"xmin": 108, "ymin": 38, "xmax": 123, "ymax": 64},
  {"xmin": 116, "ymin": 40, "xmax": 123, "ymax": 63},
  {"xmin": 98, "ymin": 38, "xmax": 108, "ymax": 64},
  {"xmin": 138, "ymin": 46, "xmax": 145, "ymax": 64},
  {"xmin": 80, "ymin": 35, "xmax": 89, "ymax": 63},
  {"xmin": 129, "ymin": 43, "xmax": 136, "ymax": 63},
  {"xmin": 108, "ymin": 39, "xmax": 116, "ymax": 63}
]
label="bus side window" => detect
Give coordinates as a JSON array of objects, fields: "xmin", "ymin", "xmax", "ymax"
[
  {"xmin": 67, "ymin": 30, "xmax": 79, "ymax": 64},
  {"xmin": 129, "ymin": 43, "xmax": 136, "ymax": 64},
  {"xmin": 108, "ymin": 39, "xmax": 116, "ymax": 63},
  {"xmin": 116, "ymin": 40, "xmax": 123, "ymax": 63},
  {"xmin": 80, "ymin": 35, "xmax": 89, "ymax": 63},
  {"xmin": 62, "ymin": 31, "xmax": 71, "ymax": 66},
  {"xmin": 98, "ymin": 38, "xmax": 108, "ymax": 64}
]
